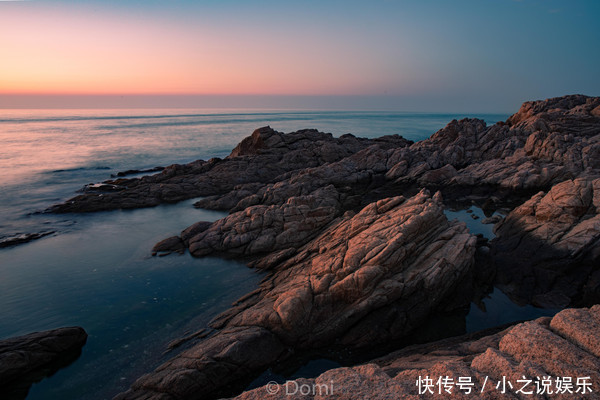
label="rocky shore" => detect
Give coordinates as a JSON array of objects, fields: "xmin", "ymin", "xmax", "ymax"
[
  {"xmin": 234, "ymin": 306, "xmax": 600, "ymax": 399},
  {"xmin": 43, "ymin": 95, "xmax": 600, "ymax": 399}
]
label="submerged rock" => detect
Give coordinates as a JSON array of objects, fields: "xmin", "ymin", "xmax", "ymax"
[{"xmin": 112, "ymin": 166, "xmax": 164, "ymax": 178}]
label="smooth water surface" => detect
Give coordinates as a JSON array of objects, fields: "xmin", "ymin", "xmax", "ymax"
[
  {"xmin": 466, "ymin": 288, "xmax": 559, "ymax": 333},
  {"xmin": 444, "ymin": 205, "xmax": 502, "ymax": 239},
  {"xmin": 0, "ymin": 198, "xmax": 263, "ymax": 399},
  {"xmin": 445, "ymin": 206, "xmax": 560, "ymax": 331}
]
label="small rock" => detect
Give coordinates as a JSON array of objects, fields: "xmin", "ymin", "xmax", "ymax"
[
  {"xmin": 151, "ymin": 236, "xmax": 185, "ymax": 256},
  {"xmin": 481, "ymin": 215, "xmax": 502, "ymax": 224}
]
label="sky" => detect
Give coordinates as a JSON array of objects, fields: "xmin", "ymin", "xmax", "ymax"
[{"xmin": 0, "ymin": 0, "xmax": 599, "ymax": 112}]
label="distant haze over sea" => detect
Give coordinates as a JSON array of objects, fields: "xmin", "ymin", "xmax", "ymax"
[{"xmin": 0, "ymin": 94, "xmax": 524, "ymax": 114}]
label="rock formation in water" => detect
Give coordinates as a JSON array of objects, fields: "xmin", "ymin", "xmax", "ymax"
[
  {"xmin": 45, "ymin": 95, "xmax": 600, "ymax": 400},
  {"xmin": 49, "ymin": 127, "xmax": 411, "ymax": 213},
  {"xmin": 0, "ymin": 327, "xmax": 87, "ymax": 399}
]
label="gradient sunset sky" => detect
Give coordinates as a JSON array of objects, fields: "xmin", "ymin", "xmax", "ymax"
[{"xmin": 1, "ymin": 0, "xmax": 599, "ymax": 111}]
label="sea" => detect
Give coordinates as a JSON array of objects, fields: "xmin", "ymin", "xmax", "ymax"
[{"xmin": 0, "ymin": 109, "xmax": 557, "ymax": 399}]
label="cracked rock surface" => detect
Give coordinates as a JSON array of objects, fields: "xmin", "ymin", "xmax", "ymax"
[{"xmin": 115, "ymin": 190, "xmax": 476, "ymax": 400}]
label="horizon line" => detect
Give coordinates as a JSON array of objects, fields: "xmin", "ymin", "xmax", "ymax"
[{"xmin": 0, "ymin": 93, "xmax": 517, "ymax": 114}]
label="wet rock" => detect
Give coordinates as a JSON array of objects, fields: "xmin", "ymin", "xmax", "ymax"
[
  {"xmin": 0, "ymin": 327, "xmax": 87, "ymax": 398},
  {"xmin": 164, "ymin": 328, "xmax": 210, "ymax": 352},
  {"xmin": 80, "ymin": 183, "xmax": 126, "ymax": 193},
  {"xmin": 114, "ymin": 327, "xmax": 286, "ymax": 400},
  {"xmin": 0, "ymin": 231, "xmax": 55, "ymax": 249}
]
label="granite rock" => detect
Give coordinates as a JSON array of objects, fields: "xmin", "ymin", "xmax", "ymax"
[{"xmin": 115, "ymin": 190, "xmax": 477, "ymax": 400}]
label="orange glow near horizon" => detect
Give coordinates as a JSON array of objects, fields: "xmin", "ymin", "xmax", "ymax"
[{"xmin": 0, "ymin": 3, "xmax": 408, "ymax": 97}]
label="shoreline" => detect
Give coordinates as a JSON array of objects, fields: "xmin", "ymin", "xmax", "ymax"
[
  {"xmin": 1, "ymin": 95, "xmax": 599, "ymax": 399},
  {"xmin": 112, "ymin": 95, "xmax": 600, "ymax": 399}
]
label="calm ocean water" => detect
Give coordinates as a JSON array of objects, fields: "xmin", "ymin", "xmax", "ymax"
[{"xmin": 0, "ymin": 108, "xmax": 559, "ymax": 400}]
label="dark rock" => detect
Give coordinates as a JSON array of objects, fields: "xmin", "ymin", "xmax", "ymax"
[
  {"xmin": 0, "ymin": 327, "xmax": 87, "ymax": 398},
  {"xmin": 164, "ymin": 329, "xmax": 210, "ymax": 352},
  {"xmin": 112, "ymin": 166, "xmax": 164, "ymax": 177},
  {"xmin": 0, "ymin": 231, "xmax": 55, "ymax": 249},
  {"xmin": 491, "ymin": 178, "xmax": 600, "ymax": 307},
  {"xmin": 114, "ymin": 327, "xmax": 285, "ymax": 400},
  {"xmin": 80, "ymin": 183, "xmax": 126, "ymax": 193}
]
